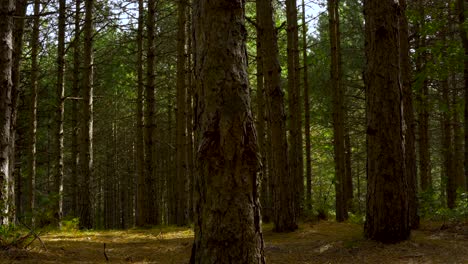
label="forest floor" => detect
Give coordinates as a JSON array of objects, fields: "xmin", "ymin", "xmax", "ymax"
[{"xmin": 1, "ymin": 220, "xmax": 468, "ymax": 263}]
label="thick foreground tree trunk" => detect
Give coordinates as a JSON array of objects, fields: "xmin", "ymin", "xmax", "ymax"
[
  {"xmin": 190, "ymin": 0, "xmax": 265, "ymax": 263},
  {"xmin": 364, "ymin": 0, "xmax": 410, "ymax": 243}
]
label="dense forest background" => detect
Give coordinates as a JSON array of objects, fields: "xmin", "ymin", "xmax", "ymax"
[{"xmin": 1, "ymin": 0, "xmax": 468, "ymax": 260}]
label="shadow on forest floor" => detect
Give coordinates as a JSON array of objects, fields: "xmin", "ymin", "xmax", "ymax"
[{"xmin": 1, "ymin": 221, "xmax": 468, "ymax": 263}]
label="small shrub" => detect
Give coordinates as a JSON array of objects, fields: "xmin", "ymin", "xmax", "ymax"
[
  {"xmin": 61, "ymin": 217, "xmax": 80, "ymax": 232},
  {"xmin": 0, "ymin": 224, "xmax": 33, "ymax": 250}
]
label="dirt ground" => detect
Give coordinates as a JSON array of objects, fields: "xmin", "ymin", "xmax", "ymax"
[{"xmin": 1, "ymin": 221, "xmax": 467, "ymax": 263}]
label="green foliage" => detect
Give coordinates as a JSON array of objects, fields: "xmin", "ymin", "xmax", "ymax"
[
  {"xmin": 61, "ymin": 217, "xmax": 80, "ymax": 232},
  {"xmin": 0, "ymin": 224, "xmax": 33, "ymax": 250},
  {"xmin": 419, "ymin": 189, "xmax": 468, "ymax": 222},
  {"xmin": 348, "ymin": 212, "xmax": 365, "ymax": 225}
]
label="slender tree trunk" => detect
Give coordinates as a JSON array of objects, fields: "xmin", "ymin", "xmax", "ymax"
[
  {"xmin": 442, "ymin": 76, "xmax": 455, "ymax": 208},
  {"xmin": 175, "ymin": 0, "xmax": 188, "ymax": 226},
  {"xmin": 456, "ymin": 0, "xmax": 468, "ymax": 192},
  {"xmin": 364, "ymin": 0, "xmax": 410, "ymax": 243},
  {"xmin": 286, "ymin": 0, "xmax": 304, "ymax": 217},
  {"xmin": 452, "ymin": 79, "xmax": 465, "ymax": 192},
  {"xmin": 11, "ymin": 0, "xmax": 27, "ymax": 221},
  {"xmin": 54, "ymin": 0, "xmax": 66, "ymax": 225},
  {"xmin": 186, "ymin": 7, "xmax": 195, "ymax": 223},
  {"xmin": 135, "ymin": 0, "xmax": 146, "ymax": 227},
  {"xmin": 145, "ymin": 0, "xmax": 159, "ymax": 225},
  {"xmin": 27, "ymin": 0, "xmax": 41, "ymax": 224},
  {"xmin": 302, "ymin": 0, "xmax": 312, "ymax": 211},
  {"xmin": 257, "ymin": 0, "xmax": 297, "ymax": 232},
  {"xmin": 71, "ymin": 0, "xmax": 81, "ymax": 217},
  {"xmin": 400, "ymin": 0, "xmax": 419, "ymax": 229},
  {"xmin": 416, "ymin": 0, "xmax": 431, "ymax": 192},
  {"xmin": 190, "ymin": 1, "xmax": 265, "ymax": 262},
  {"xmin": 328, "ymin": 0, "xmax": 348, "ymax": 222},
  {"xmin": 0, "ymin": 0, "xmax": 15, "ymax": 225},
  {"xmin": 80, "ymin": 0, "xmax": 94, "ymax": 229},
  {"xmin": 255, "ymin": 0, "xmax": 269, "ymax": 223}
]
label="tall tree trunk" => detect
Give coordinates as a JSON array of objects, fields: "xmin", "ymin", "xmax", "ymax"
[
  {"xmin": 400, "ymin": 0, "xmax": 419, "ymax": 229},
  {"xmin": 0, "ymin": 0, "xmax": 14, "ymax": 225},
  {"xmin": 80, "ymin": 0, "xmax": 94, "ymax": 229},
  {"xmin": 135, "ymin": 0, "xmax": 146, "ymax": 227},
  {"xmin": 452, "ymin": 79, "xmax": 465, "ymax": 192},
  {"xmin": 54, "ymin": 0, "xmax": 66, "ymax": 225},
  {"xmin": 442, "ymin": 77, "xmax": 455, "ymax": 209},
  {"xmin": 186, "ymin": 6, "xmax": 195, "ymax": 223},
  {"xmin": 416, "ymin": 0, "xmax": 431, "ymax": 192},
  {"xmin": 364, "ymin": 0, "xmax": 410, "ymax": 243},
  {"xmin": 258, "ymin": 0, "xmax": 297, "ymax": 232},
  {"xmin": 11, "ymin": 0, "xmax": 27, "ymax": 221},
  {"xmin": 27, "ymin": 0, "xmax": 41, "ymax": 224},
  {"xmin": 328, "ymin": 0, "xmax": 348, "ymax": 222},
  {"xmin": 175, "ymin": 0, "xmax": 188, "ymax": 226},
  {"xmin": 190, "ymin": 1, "xmax": 265, "ymax": 262},
  {"xmin": 255, "ymin": 0, "xmax": 269, "ymax": 223},
  {"xmin": 456, "ymin": 0, "xmax": 468, "ymax": 192},
  {"xmin": 145, "ymin": 0, "xmax": 159, "ymax": 225},
  {"xmin": 71, "ymin": 0, "xmax": 81, "ymax": 217},
  {"xmin": 302, "ymin": 0, "xmax": 312, "ymax": 211},
  {"xmin": 286, "ymin": 0, "xmax": 304, "ymax": 217}
]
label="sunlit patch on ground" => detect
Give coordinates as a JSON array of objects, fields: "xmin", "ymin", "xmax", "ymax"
[{"xmin": 1, "ymin": 221, "xmax": 467, "ymax": 263}]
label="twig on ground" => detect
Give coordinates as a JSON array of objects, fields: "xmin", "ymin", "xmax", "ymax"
[{"xmin": 104, "ymin": 243, "xmax": 109, "ymax": 261}]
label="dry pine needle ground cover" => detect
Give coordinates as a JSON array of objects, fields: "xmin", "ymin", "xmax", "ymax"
[{"xmin": 1, "ymin": 221, "xmax": 467, "ymax": 263}]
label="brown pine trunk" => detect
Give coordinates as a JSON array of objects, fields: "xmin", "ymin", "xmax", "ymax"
[
  {"xmin": 286, "ymin": 0, "xmax": 304, "ymax": 217},
  {"xmin": 400, "ymin": 0, "xmax": 419, "ymax": 229},
  {"xmin": 0, "ymin": 0, "xmax": 14, "ymax": 225},
  {"xmin": 258, "ymin": 0, "xmax": 297, "ymax": 232},
  {"xmin": 452, "ymin": 83, "xmax": 465, "ymax": 192},
  {"xmin": 71, "ymin": 0, "xmax": 81, "ymax": 217},
  {"xmin": 145, "ymin": 0, "xmax": 159, "ymax": 225},
  {"xmin": 328, "ymin": 0, "xmax": 348, "ymax": 222},
  {"xmin": 175, "ymin": 0, "xmax": 188, "ymax": 226},
  {"xmin": 135, "ymin": 0, "xmax": 146, "ymax": 227},
  {"xmin": 190, "ymin": 1, "xmax": 265, "ymax": 262},
  {"xmin": 442, "ymin": 77, "xmax": 455, "ymax": 209},
  {"xmin": 364, "ymin": 0, "xmax": 410, "ymax": 243},
  {"xmin": 186, "ymin": 7, "xmax": 195, "ymax": 223},
  {"xmin": 302, "ymin": 0, "xmax": 313, "ymax": 211},
  {"xmin": 11, "ymin": 0, "xmax": 27, "ymax": 220},
  {"xmin": 27, "ymin": 0, "xmax": 40, "ymax": 223},
  {"xmin": 416, "ymin": 0, "xmax": 431, "ymax": 192},
  {"xmin": 54, "ymin": 0, "xmax": 66, "ymax": 225},
  {"xmin": 79, "ymin": 0, "xmax": 94, "ymax": 229},
  {"xmin": 456, "ymin": 0, "xmax": 468, "ymax": 192},
  {"xmin": 255, "ymin": 0, "xmax": 269, "ymax": 223}
]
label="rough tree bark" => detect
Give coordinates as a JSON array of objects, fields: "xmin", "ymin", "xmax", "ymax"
[
  {"xmin": 302, "ymin": 0, "xmax": 313, "ymax": 211},
  {"xmin": 257, "ymin": 0, "xmax": 297, "ymax": 232},
  {"xmin": 364, "ymin": 0, "xmax": 410, "ymax": 243},
  {"xmin": 456, "ymin": 0, "xmax": 468, "ymax": 192},
  {"xmin": 11, "ymin": 0, "xmax": 27, "ymax": 221},
  {"xmin": 286, "ymin": 0, "xmax": 304, "ymax": 217},
  {"xmin": 54, "ymin": 0, "xmax": 66, "ymax": 225},
  {"xmin": 255, "ymin": 0, "xmax": 270, "ymax": 223},
  {"xmin": 79, "ymin": 0, "xmax": 94, "ymax": 229},
  {"xmin": 175, "ymin": 0, "xmax": 188, "ymax": 226},
  {"xmin": 190, "ymin": 0, "xmax": 265, "ymax": 262},
  {"xmin": 0, "ymin": 0, "xmax": 14, "ymax": 225},
  {"xmin": 329, "ymin": 0, "xmax": 348, "ymax": 222},
  {"xmin": 144, "ymin": 0, "xmax": 159, "ymax": 225},
  {"xmin": 135, "ymin": 0, "xmax": 146, "ymax": 227},
  {"xmin": 416, "ymin": 0, "xmax": 431, "ymax": 192},
  {"xmin": 26, "ymin": 0, "xmax": 41, "ymax": 223},
  {"xmin": 400, "ymin": 0, "xmax": 419, "ymax": 229},
  {"xmin": 71, "ymin": 0, "xmax": 81, "ymax": 217}
]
